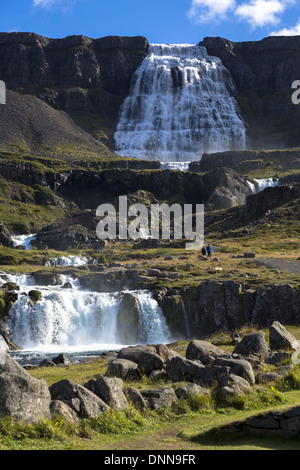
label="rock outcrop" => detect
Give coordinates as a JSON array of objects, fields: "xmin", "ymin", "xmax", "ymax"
[{"xmin": 200, "ymin": 35, "xmax": 300, "ymax": 149}]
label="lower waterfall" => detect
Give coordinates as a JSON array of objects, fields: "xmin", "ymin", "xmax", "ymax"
[{"xmin": 5, "ymin": 275, "xmax": 171, "ymax": 365}]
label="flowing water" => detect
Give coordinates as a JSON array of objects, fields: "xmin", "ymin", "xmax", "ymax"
[
  {"xmin": 114, "ymin": 43, "xmax": 246, "ymax": 162},
  {"xmin": 5, "ymin": 274, "xmax": 171, "ymax": 365}
]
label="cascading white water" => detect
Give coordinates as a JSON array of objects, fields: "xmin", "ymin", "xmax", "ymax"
[
  {"xmin": 5, "ymin": 275, "xmax": 171, "ymax": 361},
  {"xmin": 114, "ymin": 44, "xmax": 246, "ymax": 162}
]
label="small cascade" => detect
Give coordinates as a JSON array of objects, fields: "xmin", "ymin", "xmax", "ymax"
[
  {"xmin": 247, "ymin": 178, "xmax": 279, "ymax": 194},
  {"xmin": 180, "ymin": 299, "xmax": 191, "ymax": 339},
  {"xmin": 114, "ymin": 44, "xmax": 246, "ymax": 162},
  {"xmin": 11, "ymin": 234, "xmax": 37, "ymax": 250}
]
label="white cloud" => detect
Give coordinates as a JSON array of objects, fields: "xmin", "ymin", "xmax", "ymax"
[
  {"xmin": 234, "ymin": 0, "xmax": 294, "ymax": 28},
  {"xmin": 187, "ymin": 0, "xmax": 236, "ymax": 24},
  {"xmin": 270, "ymin": 18, "xmax": 300, "ymax": 35},
  {"xmin": 32, "ymin": 0, "xmax": 76, "ymax": 10}
]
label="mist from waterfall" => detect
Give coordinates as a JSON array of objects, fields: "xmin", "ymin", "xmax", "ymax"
[{"xmin": 114, "ymin": 43, "xmax": 246, "ymax": 162}]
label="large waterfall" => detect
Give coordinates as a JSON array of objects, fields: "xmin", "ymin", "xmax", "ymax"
[
  {"xmin": 114, "ymin": 44, "xmax": 246, "ymax": 162},
  {"xmin": 5, "ymin": 274, "xmax": 171, "ymax": 364}
]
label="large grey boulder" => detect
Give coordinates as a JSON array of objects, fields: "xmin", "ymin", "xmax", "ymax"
[
  {"xmin": 269, "ymin": 321, "xmax": 299, "ymax": 351},
  {"xmin": 0, "ymin": 334, "xmax": 9, "ymax": 352},
  {"xmin": 50, "ymin": 400, "xmax": 80, "ymax": 424},
  {"xmin": 233, "ymin": 332, "xmax": 269, "ymax": 360},
  {"xmin": 213, "ymin": 357, "xmax": 255, "ymax": 385},
  {"xmin": 217, "ymin": 373, "xmax": 252, "ymax": 401},
  {"xmin": 106, "ymin": 358, "xmax": 141, "ymax": 381},
  {"xmin": 141, "ymin": 387, "xmax": 176, "ymax": 410},
  {"xmin": 0, "ymin": 352, "xmax": 51, "ymax": 423},
  {"xmin": 125, "ymin": 388, "xmax": 147, "ymax": 410},
  {"xmin": 166, "ymin": 355, "xmax": 204, "ymax": 382},
  {"xmin": 193, "ymin": 364, "xmax": 231, "ymax": 388},
  {"xmin": 49, "ymin": 379, "xmax": 109, "ymax": 418},
  {"xmin": 186, "ymin": 340, "xmax": 228, "ymax": 364},
  {"xmin": 84, "ymin": 375, "xmax": 128, "ymax": 410},
  {"xmin": 175, "ymin": 383, "xmax": 209, "ymax": 399},
  {"xmin": 138, "ymin": 352, "xmax": 164, "ymax": 375},
  {"xmin": 117, "ymin": 345, "xmax": 157, "ymax": 363}
]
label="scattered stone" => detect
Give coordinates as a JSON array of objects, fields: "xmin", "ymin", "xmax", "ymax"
[
  {"xmin": 233, "ymin": 331, "xmax": 269, "ymax": 360},
  {"xmin": 213, "ymin": 357, "xmax": 255, "ymax": 385},
  {"xmin": 217, "ymin": 373, "xmax": 251, "ymax": 401},
  {"xmin": 141, "ymin": 387, "xmax": 176, "ymax": 410},
  {"xmin": 106, "ymin": 358, "xmax": 141, "ymax": 381},
  {"xmin": 50, "ymin": 400, "xmax": 80, "ymax": 424},
  {"xmin": 186, "ymin": 340, "xmax": 228, "ymax": 364},
  {"xmin": 125, "ymin": 388, "xmax": 147, "ymax": 410},
  {"xmin": 138, "ymin": 352, "xmax": 164, "ymax": 375},
  {"xmin": 166, "ymin": 355, "xmax": 204, "ymax": 382},
  {"xmin": 269, "ymin": 321, "xmax": 299, "ymax": 351},
  {"xmin": 84, "ymin": 375, "xmax": 128, "ymax": 410},
  {"xmin": 175, "ymin": 383, "xmax": 209, "ymax": 399},
  {"xmin": 52, "ymin": 353, "xmax": 71, "ymax": 366},
  {"xmin": 49, "ymin": 379, "xmax": 109, "ymax": 418},
  {"xmin": 118, "ymin": 345, "xmax": 157, "ymax": 363},
  {"xmin": 0, "ymin": 352, "xmax": 51, "ymax": 423}
]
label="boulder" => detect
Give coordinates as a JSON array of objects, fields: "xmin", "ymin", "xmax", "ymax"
[
  {"xmin": 269, "ymin": 321, "xmax": 299, "ymax": 351},
  {"xmin": 217, "ymin": 373, "xmax": 251, "ymax": 401},
  {"xmin": 52, "ymin": 353, "xmax": 71, "ymax": 366},
  {"xmin": 233, "ymin": 332, "xmax": 269, "ymax": 360},
  {"xmin": 0, "ymin": 222, "xmax": 13, "ymax": 248},
  {"xmin": 49, "ymin": 379, "xmax": 109, "ymax": 418},
  {"xmin": 50, "ymin": 400, "xmax": 80, "ymax": 424},
  {"xmin": 175, "ymin": 383, "xmax": 209, "ymax": 399},
  {"xmin": 117, "ymin": 345, "xmax": 157, "ymax": 363},
  {"xmin": 106, "ymin": 358, "xmax": 141, "ymax": 381},
  {"xmin": 125, "ymin": 388, "xmax": 147, "ymax": 410},
  {"xmin": 193, "ymin": 365, "xmax": 231, "ymax": 388},
  {"xmin": 138, "ymin": 352, "xmax": 164, "ymax": 375},
  {"xmin": 166, "ymin": 355, "xmax": 204, "ymax": 382},
  {"xmin": 0, "ymin": 352, "xmax": 51, "ymax": 423},
  {"xmin": 141, "ymin": 387, "xmax": 176, "ymax": 410},
  {"xmin": 213, "ymin": 357, "xmax": 255, "ymax": 385},
  {"xmin": 0, "ymin": 334, "xmax": 9, "ymax": 352},
  {"xmin": 0, "ymin": 320, "xmax": 12, "ymax": 344},
  {"xmin": 186, "ymin": 340, "xmax": 228, "ymax": 364},
  {"xmin": 84, "ymin": 376, "xmax": 128, "ymax": 410},
  {"xmin": 153, "ymin": 343, "xmax": 171, "ymax": 363}
]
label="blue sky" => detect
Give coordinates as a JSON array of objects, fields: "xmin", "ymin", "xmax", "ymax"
[{"xmin": 1, "ymin": 0, "xmax": 300, "ymax": 44}]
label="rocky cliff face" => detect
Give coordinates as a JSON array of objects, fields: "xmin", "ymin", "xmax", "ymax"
[
  {"xmin": 200, "ymin": 36, "xmax": 300, "ymax": 150},
  {"xmin": 0, "ymin": 33, "xmax": 148, "ymax": 155},
  {"xmin": 0, "ymin": 33, "xmax": 148, "ymax": 114}
]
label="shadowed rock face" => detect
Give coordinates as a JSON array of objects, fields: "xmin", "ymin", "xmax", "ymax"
[
  {"xmin": 0, "ymin": 33, "xmax": 149, "ymax": 154},
  {"xmin": 200, "ymin": 36, "xmax": 300, "ymax": 150},
  {"xmin": 0, "ymin": 33, "xmax": 148, "ymax": 112}
]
